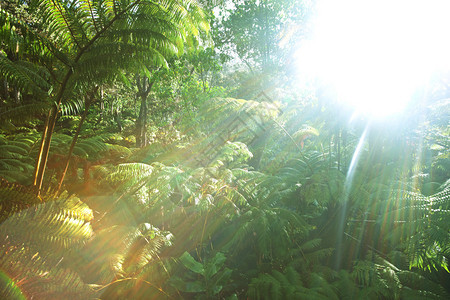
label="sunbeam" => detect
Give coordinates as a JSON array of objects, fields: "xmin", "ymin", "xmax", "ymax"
[{"xmin": 335, "ymin": 126, "xmax": 369, "ymax": 269}]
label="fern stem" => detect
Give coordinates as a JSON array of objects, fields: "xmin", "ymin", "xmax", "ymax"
[
  {"xmin": 33, "ymin": 67, "xmax": 72, "ymax": 191},
  {"xmin": 33, "ymin": 105, "xmax": 58, "ymax": 192},
  {"xmin": 33, "ymin": 108, "xmax": 51, "ymax": 188},
  {"xmin": 74, "ymin": 0, "xmax": 142, "ymax": 63},
  {"xmin": 86, "ymin": 0, "xmax": 100, "ymax": 33},
  {"xmin": 56, "ymin": 87, "xmax": 98, "ymax": 195},
  {"xmin": 50, "ymin": 0, "xmax": 81, "ymax": 49}
]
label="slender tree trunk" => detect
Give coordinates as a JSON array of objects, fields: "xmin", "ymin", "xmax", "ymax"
[
  {"xmin": 34, "ymin": 105, "xmax": 58, "ymax": 192},
  {"xmin": 135, "ymin": 72, "xmax": 158, "ymax": 148},
  {"xmin": 114, "ymin": 108, "xmax": 122, "ymax": 132},
  {"xmin": 13, "ymin": 88, "xmax": 20, "ymax": 104},
  {"xmin": 33, "ymin": 109, "xmax": 52, "ymax": 187},
  {"xmin": 329, "ymin": 133, "xmax": 333, "ymax": 169},
  {"xmin": 264, "ymin": 0, "xmax": 269, "ymax": 70},
  {"xmin": 33, "ymin": 65, "xmax": 74, "ymax": 193},
  {"xmin": 200, "ymin": 69, "xmax": 206, "ymax": 92},
  {"xmin": 56, "ymin": 87, "xmax": 98, "ymax": 193},
  {"xmin": 136, "ymin": 93, "xmax": 148, "ymax": 147},
  {"xmin": 135, "ymin": 73, "xmax": 148, "ymax": 148},
  {"xmin": 248, "ymin": 123, "xmax": 271, "ymax": 169},
  {"xmin": 98, "ymin": 87, "xmax": 104, "ymax": 125}
]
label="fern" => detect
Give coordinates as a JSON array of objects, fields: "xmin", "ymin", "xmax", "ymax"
[
  {"xmin": 344, "ymin": 252, "xmax": 449, "ymax": 299},
  {"xmin": 382, "ymin": 182, "xmax": 450, "ymax": 272},
  {"xmin": 0, "ymin": 102, "xmax": 50, "ymax": 126},
  {"xmin": 0, "ymin": 192, "xmax": 95, "ymax": 299},
  {"xmin": 0, "ymin": 134, "xmax": 38, "ymax": 184},
  {"xmin": 248, "ymin": 267, "xmax": 334, "ymax": 300},
  {"xmin": 0, "ymin": 179, "xmax": 40, "ymax": 222},
  {"xmin": 0, "ymin": 55, "xmax": 51, "ymax": 98}
]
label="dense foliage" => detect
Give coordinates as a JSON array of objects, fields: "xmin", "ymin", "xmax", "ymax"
[{"xmin": 0, "ymin": 0, "xmax": 449, "ymax": 299}]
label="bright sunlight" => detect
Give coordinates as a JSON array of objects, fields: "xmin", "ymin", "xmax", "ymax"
[
  {"xmin": 294, "ymin": 0, "xmax": 450, "ymax": 117},
  {"xmin": 1, "ymin": 1, "xmax": 449, "ymax": 298}
]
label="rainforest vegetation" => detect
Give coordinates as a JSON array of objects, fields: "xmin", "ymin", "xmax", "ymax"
[{"xmin": 0, "ymin": 0, "xmax": 449, "ymax": 299}]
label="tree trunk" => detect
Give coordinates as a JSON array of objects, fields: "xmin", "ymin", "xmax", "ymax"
[
  {"xmin": 114, "ymin": 108, "xmax": 122, "ymax": 133},
  {"xmin": 248, "ymin": 123, "xmax": 271, "ymax": 169},
  {"xmin": 33, "ymin": 66, "xmax": 74, "ymax": 193},
  {"xmin": 135, "ymin": 72, "xmax": 158, "ymax": 148},
  {"xmin": 97, "ymin": 87, "xmax": 104, "ymax": 125},
  {"xmin": 34, "ymin": 105, "xmax": 58, "ymax": 192},
  {"xmin": 33, "ymin": 109, "xmax": 52, "ymax": 187},
  {"xmin": 136, "ymin": 92, "xmax": 148, "ymax": 147},
  {"xmin": 13, "ymin": 88, "xmax": 20, "ymax": 103},
  {"xmin": 56, "ymin": 87, "xmax": 98, "ymax": 194}
]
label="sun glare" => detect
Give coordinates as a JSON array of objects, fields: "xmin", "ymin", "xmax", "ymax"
[{"xmin": 294, "ymin": 0, "xmax": 450, "ymax": 117}]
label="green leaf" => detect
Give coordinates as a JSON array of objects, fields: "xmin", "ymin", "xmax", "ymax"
[
  {"xmin": 143, "ymin": 65, "xmax": 152, "ymax": 81},
  {"xmin": 179, "ymin": 251, "xmax": 204, "ymax": 275},
  {"xmin": 212, "ymin": 268, "xmax": 232, "ymax": 295},
  {"xmin": 120, "ymin": 72, "xmax": 132, "ymax": 88},
  {"xmin": 204, "ymin": 252, "xmax": 227, "ymax": 280}
]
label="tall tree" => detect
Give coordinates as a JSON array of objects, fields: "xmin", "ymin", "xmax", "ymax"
[
  {"xmin": 215, "ymin": 0, "xmax": 307, "ymax": 72},
  {"xmin": 0, "ymin": 0, "xmax": 209, "ymax": 192},
  {"xmin": 135, "ymin": 71, "xmax": 159, "ymax": 148}
]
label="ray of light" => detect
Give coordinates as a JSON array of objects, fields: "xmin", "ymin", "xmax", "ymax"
[{"xmin": 335, "ymin": 126, "xmax": 368, "ymax": 269}]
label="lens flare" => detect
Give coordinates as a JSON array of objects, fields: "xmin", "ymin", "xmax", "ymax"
[{"xmin": 294, "ymin": 0, "xmax": 450, "ymax": 117}]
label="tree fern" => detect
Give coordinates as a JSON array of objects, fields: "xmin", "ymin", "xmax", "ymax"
[
  {"xmin": 382, "ymin": 181, "xmax": 450, "ymax": 272},
  {"xmin": 2, "ymin": 0, "xmax": 210, "ymax": 191},
  {"xmin": 343, "ymin": 251, "xmax": 449, "ymax": 299},
  {"xmin": 0, "ymin": 192, "xmax": 95, "ymax": 299}
]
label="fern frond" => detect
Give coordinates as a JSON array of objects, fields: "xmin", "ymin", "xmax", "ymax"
[
  {"xmin": 0, "ymin": 195, "xmax": 93, "ymax": 253},
  {"xmin": 0, "ymin": 191, "xmax": 95, "ymax": 299},
  {"xmin": 107, "ymin": 162, "xmax": 154, "ymax": 185},
  {"xmin": 0, "ymin": 179, "xmax": 41, "ymax": 222},
  {"xmin": 0, "ymin": 55, "xmax": 50, "ymax": 98},
  {"xmin": 381, "ymin": 183, "xmax": 450, "ymax": 272},
  {"xmin": 0, "ymin": 102, "xmax": 50, "ymax": 125},
  {"xmin": 36, "ymin": 0, "xmax": 80, "ymax": 50},
  {"xmin": 79, "ymin": 222, "xmax": 172, "ymax": 287},
  {"xmin": 0, "ymin": 135, "xmax": 37, "ymax": 184},
  {"xmin": 397, "ymin": 270, "xmax": 448, "ymax": 299},
  {"xmin": 248, "ymin": 267, "xmax": 333, "ymax": 300}
]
